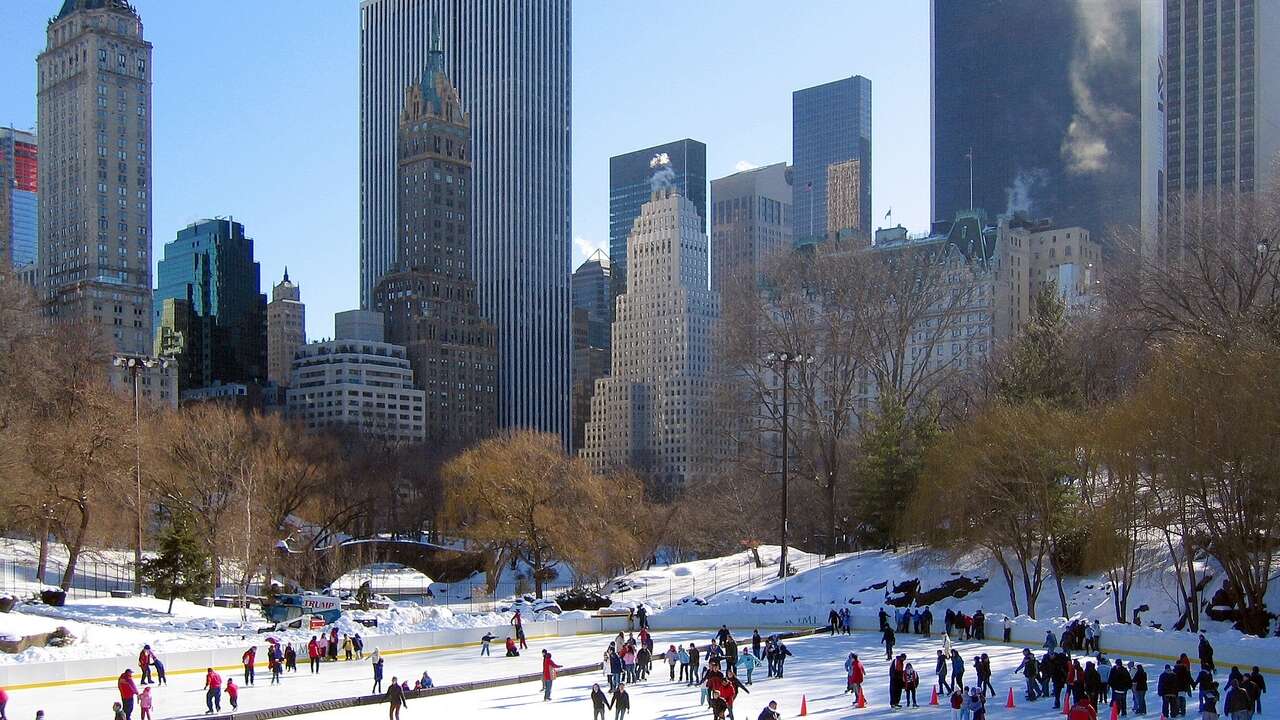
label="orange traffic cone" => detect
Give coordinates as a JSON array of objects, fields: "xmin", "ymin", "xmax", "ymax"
[
  {"xmin": 931, "ymin": 687, "xmax": 940, "ymax": 706},
  {"xmin": 857, "ymin": 688, "xmax": 867, "ymax": 708},
  {"xmin": 800, "ymin": 695, "xmax": 808, "ymax": 716},
  {"xmin": 1006, "ymin": 688, "xmax": 1016, "ymax": 709}
]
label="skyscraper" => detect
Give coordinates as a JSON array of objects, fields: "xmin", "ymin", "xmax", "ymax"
[
  {"xmin": 582, "ymin": 187, "xmax": 725, "ymax": 495},
  {"xmin": 360, "ymin": 0, "xmax": 571, "ymax": 439},
  {"xmin": 154, "ymin": 218, "xmax": 266, "ymax": 393},
  {"xmin": 570, "ymin": 250, "xmax": 610, "ymax": 452},
  {"xmin": 608, "ymin": 139, "xmax": 706, "ymax": 306},
  {"xmin": 1162, "ymin": 0, "xmax": 1280, "ymax": 230},
  {"xmin": 267, "ymin": 269, "xmax": 305, "ymax": 388},
  {"xmin": 373, "ymin": 43, "xmax": 497, "ymax": 449},
  {"xmin": 710, "ymin": 162, "xmax": 792, "ymax": 292},
  {"xmin": 792, "ymin": 75, "xmax": 871, "ymax": 245},
  {"xmin": 37, "ymin": 0, "xmax": 154, "ymax": 354},
  {"xmin": 0, "ymin": 128, "xmax": 38, "ymax": 271},
  {"xmin": 931, "ymin": 1, "xmax": 1165, "ymax": 243}
]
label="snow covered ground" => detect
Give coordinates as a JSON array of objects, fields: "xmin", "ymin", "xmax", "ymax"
[{"xmin": 6, "ymin": 628, "xmax": 1272, "ymax": 720}]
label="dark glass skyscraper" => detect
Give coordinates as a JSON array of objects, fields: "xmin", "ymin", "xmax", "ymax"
[
  {"xmin": 609, "ymin": 139, "xmax": 706, "ymax": 305},
  {"xmin": 931, "ymin": 1, "xmax": 1158, "ymax": 242},
  {"xmin": 792, "ymin": 75, "xmax": 871, "ymax": 245},
  {"xmin": 153, "ymin": 218, "xmax": 266, "ymax": 391}
]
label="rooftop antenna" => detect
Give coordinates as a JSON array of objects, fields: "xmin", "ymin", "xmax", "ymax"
[{"xmin": 964, "ymin": 147, "xmax": 975, "ymax": 210}]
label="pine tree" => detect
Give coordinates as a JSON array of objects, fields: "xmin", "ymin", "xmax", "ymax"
[{"xmin": 141, "ymin": 514, "xmax": 213, "ymax": 613}]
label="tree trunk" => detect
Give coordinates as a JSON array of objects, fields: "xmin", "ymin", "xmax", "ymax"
[
  {"xmin": 60, "ymin": 503, "xmax": 90, "ymax": 591},
  {"xmin": 993, "ymin": 551, "xmax": 1020, "ymax": 616},
  {"xmin": 36, "ymin": 517, "xmax": 51, "ymax": 584},
  {"xmin": 1049, "ymin": 546, "xmax": 1069, "ymax": 619}
]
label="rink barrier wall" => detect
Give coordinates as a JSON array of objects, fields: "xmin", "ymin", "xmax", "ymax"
[{"xmin": 1, "ymin": 611, "xmax": 1273, "ymax": 690}]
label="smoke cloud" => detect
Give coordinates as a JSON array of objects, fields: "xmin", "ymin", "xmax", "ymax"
[
  {"xmin": 1061, "ymin": 1, "xmax": 1136, "ymax": 175},
  {"xmin": 1004, "ymin": 169, "xmax": 1047, "ymax": 219},
  {"xmin": 649, "ymin": 152, "xmax": 676, "ymax": 192}
]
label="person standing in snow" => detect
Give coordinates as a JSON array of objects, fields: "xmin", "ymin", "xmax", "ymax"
[
  {"xmin": 203, "ymin": 667, "xmax": 222, "ymax": 715},
  {"xmin": 882, "ymin": 625, "xmax": 896, "ymax": 661},
  {"xmin": 385, "ymin": 676, "xmax": 407, "ymax": 720},
  {"xmin": 138, "ymin": 687, "xmax": 152, "ymax": 720},
  {"xmin": 542, "ymin": 649, "xmax": 562, "ymax": 701},
  {"xmin": 117, "ymin": 670, "xmax": 139, "ymax": 720},
  {"xmin": 241, "ymin": 645, "xmax": 256, "ymax": 685}
]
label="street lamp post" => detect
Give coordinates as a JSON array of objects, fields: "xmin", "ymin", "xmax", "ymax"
[
  {"xmin": 765, "ymin": 351, "xmax": 814, "ymax": 580},
  {"xmin": 112, "ymin": 354, "xmax": 168, "ymax": 592}
]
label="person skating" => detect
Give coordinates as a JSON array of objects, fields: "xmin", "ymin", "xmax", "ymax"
[
  {"xmin": 225, "ymin": 678, "xmax": 239, "ymax": 711},
  {"xmin": 736, "ymin": 648, "xmax": 760, "ymax": 685},
  {"xmin": 726, "ymin": 668, "xmax": 750, "ymax": 720},
  {"xmin": 905, "ymin": 662, "xmax": 921, "ymax": 707},
  {"xmin": 677, "ymin": 645, "xmax": 690, "ymax": 683},
  {"xmin": 974, "ymin": 609, "xmax": 986, "ymax": 640},
  {"xmin": 479, "ymin": 632, "xmax": 496, "ymax": 657},
  {"xmin": 419, "ymin": 670, "xmax": 433, "ymax": 689},
  {"xmin": 1003, "ymin": 616, "xmax": 1013, "ymax": 643},
  {"xmin": 505, "ymin": 637, "xmax": 519, "ymax": 657},
  {"xmin": 1197, "ymin": 635, "xmax": 1215, "ymax": 673},
  {"xmin": 882, "ymin": 625, "xmax": 896, "ymax": 661},
  {"xmin": 241, "ymin": 645, "xmax": 256, "ymax": 685},
  {"xmin": 689, "ymin": 643, "xmax": 701, "ymax": 686},
  {"xmin": 328, "ymin": 627, "xmax": 339, "ymax": 662},
  {"xmin": 354, "ymin": 634, "xmax": 365, "ymax": 660},
  {"xmin": 1132, "ymin": 663, "xmax": 1148, "ymax": 715},
  {"xmin": 542, "ymin": 649, "xmax": 562, "ymax": 701},
  {"xmin": 590, "ymin": 683, "xmax": 612, "ymax": 720},
  {"xmin": 372, "ymin": 649, "xmax": 385, "ymax": 693},
  {"xmin": 889, "ymin": 653, "xmax": 906, "ymax": 708},
  {"xmin": 757, "ymin": 700, "xmax": 781, "ymax": 720},
  {"xmin": 1175, "ymin": 656, "xmax": 1195, "ymax": 717},
  {"xmin": 663, "ymin": 644, "xmax": 677, "ymax": 682},
  {"xmin": 1200, "ymin": 680, "xmax": 1221, "ymax": 720},
  {"xmin": 1069, "ymin": 695, "xmax": 1100, "ymax": 720},
  {"xmin": 113, "ymin": 702, "xmax": 125, "ymax": 720},
  {"xmin": 341, "ymin": 634, "xmax": 353, "ymax": 661},
  {"xmin": 203, "ymin": 667, "xmax": 223, "ymax": 715},
  {"xmin": 923, "ymin": 607, "xmax": 934, "ymax": 636},
  {"xmin": 269, "ymin": 642, "xmax": 282, "ymax": 685},
  {"xmin": 386, "ymin": 676, "xmax": 407, "ymax": 720},
  {"xmin": 951, "ymin": 688, "xmax": 965, "ymax": 720},
  {"xmin": 751, "ymin": 629, "xmax": 762, "ymax": 659},
  {"xmin": 1248, "ymin": 667, "xmax": 1266, "ymax": 714},
  {"xmin": 829, "ymin": 609, "xmax": 841, "ymax": 636},
  {"xmin": 511, "ymin": 610, "xmax": 527, "ymax": 650},
  {"xmin": 307, "ymin": 636, "xmax": 321, "ymax": 673},
  {"xmin": 773, "ymin": 640, "xmax": 792, "ymax": 679},
  {"xmin": 1225, "ymin": 679, "xmax": 1251, "ymax": 720},
  {"xmin": 117, "ymin": 669, "xmax": 139, "ymax": 720},
  {"xmin": 610, "ymin": 682, "xmax": 631, "ymax": 720},
  {"xmin": 977, "ymin": 653, "xmax": 995, "ymax": 699},
  {"xmin": 607, "ymin": 648, "xmax": 623, "ymax": 690},
  {"xmin": 951, "ymin": 650, "xmax": 965, "ymax": 694},
  {"xmin": 1160, "ymin": 665, "xmax": 1179, "ymax": 719},
  {"xmin": 1016, "ymin": 649, "xmax": 1041, "ymax": 701},
  {"xmin": 1110, "ymin": 659, "xmax": 1133, "ymax": 717},
  {"xmin": 137, "ymin": 647, "xmax": 154, "ymax": 685},
  {"xmin": 138, "ymin": 687, "xmax": 152, "ymax": 720}
]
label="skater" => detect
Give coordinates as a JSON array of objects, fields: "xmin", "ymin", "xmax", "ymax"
[
  {"xmin": 542, "ymin": 649, "xmax": 562, "ymax": 701},
  {"xmin": 117, "ymin": 670, "xmax": 139, "ymax": 720},
  {"xmin": 829, "ymin": 609, "xmax": 841, "ymax": 636},
  {"xmin": 678, "ymin": 645, "xmax": 690, "ymax": 683},
  {"xmin": 1201, "ymin": 680, "xmax": 1221, "ymax": 720},
  {"xmin": 138, "ymin": 646, "xmax": 154, "ymax": 685},
  {"xmin": 372, "ymin": 650, "xmax": 385, "ymax": 693},
  {"xmin": 848, "ymin": 653, "xmax": 866, "ymax": 700},
  {"xmin": 974, "ymin": 609, "xmax": 986, "ymax": 640},
  {"xmin": 386, "ymin": 677, "xmax": 407, "ymax": 720},
  {"xmin": 773, "ymin": 640, "xmax": 792, "ymax": 679},
  {"xmin": 736, "ymin": 647, "xmax": 760, "ymax": 685},
  {"xmin": 664, "ymin": 645, "xmax": 678, "ymax": 681},
  {"xmin": 1111, "ymin": 659, "xmax": 1133, "ymax": 717},
  {"xmin": 611, "ymin": 683, "xmax": 631, "ymax": 720},
  {"xmin": 481, "ymin": 632, "xmax": 496, "ymax": 656},
  {"xmin": 759, "ymin": 700, "xmax": 781, "ymax": 720},
  {"xmin": 138, "ymin": 687, "xmax": 152, "ymax": 720},
  {"xmin": 1226, "ymin": 679, "xmax": 1251, "ymax": 720},
  {"xmin": 607, "ymin": 648, "xmax": 623, "ymax": 690},
  {"xmin": 419, "ymin": 670, "xmax": 433, "ymax": 689},
  {"xmin": 637, "ymin": 605, "xmax": 648, "ymax": 630},
  {"xmin": 591, "ymin": 684, "xmax": 612, "ymax": 720},
  {"xmin": 225, "ymin": 679, "xmax": 238, "ymax": 711},
  {"xmin": 284, "ymin": 643, "xmax": 296, "ymax": 673},
  {"xmin": 689, "ymin": 643, "xmax": 702, "ymax": 686},
  {"xmin": 952, "ymin": 688, "xmax": 966, "ymax": 720},
  {"xmin": 354, "ymin": 634, "xmax": 365, "ymax": 659},
  {"xmin": 512, "ymin": 610, "xmax": 526, "ymax": 649},
  {"xmin": 1016, "ymin": 649, "xmax": 1041, "ymax": 701},
  {"xmin": 1160, "ymin": 665, "xmax": 1179, "ymax": 718},
  {"xmin": 1069, "ymin": 695, "xmax": 1099, "ymax": 720},
  {"xmin": 203, "ymin": 667, "xmax": 223, "ymax": 714},
  {"xmin": 1248, "ymin": 667, "xmax": 1266, "ymax": 714},
  {"xmin": 938, "ymin": 649, "xmax": 953, "ymax": 694},
  {"xmin": 329, "ymin": 628, "xmax": 339, "ymax": 662},
  {"xmin": 242, "ymin": 645, "xmax": 256, "ymax": 685},
  {"xmin": 505, "ymin": 637, "xmax": 519, "ymax": 657},
  {"xmin": 1046, "ymin": 631, "xmax": 1059, "ymax": 652},
  {"xmin": 905, "ymin": 662, "xmax": 921, "ymax": 707},
  {"xmin": 882, "ymin": 625, "xmax": 896, "ymax": 661},
  {"xmin": 1003, "ymin": 615, "xmax": 1013, "ymax": 643},
  {"xmin": 890, "ymin": 654, "xmax": 906, "ymax": 708},
  {"xmin": 308, "ymin": 636, "xmax": 321, "ymax": 673},
  {"xmin": 1198, "ymin": 635, "xmax": 1216, "ymax": 673},
  {"xmin": 343, "ymin": 635, "xmax": 353, "ymax": 661},
  {"xmin": 1133, "ymin": 663, "xmax": 1148, "ymax": 716},
  {"xmin": 752, "ymin": 629, "xmax": 762, "ymax": 659},
  {"xmin": 269, "ymin": 644, "xmax": 282, "ymax": 685},
  {"xmin": 951, "ymin": 650, "xmax": 965, "ymax": 694},
  {"xmin": 113, "ymin": 702, "xmax": 125, "ymax": 720},
  {"xmin": 976, "ymin": 653, "xmax": 994, "ymax": 699}
]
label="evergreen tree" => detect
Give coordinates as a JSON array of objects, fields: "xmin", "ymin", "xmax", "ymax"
[
  {"xmin": 140, "ymin": 514, "xmax": 213, "ymax": 613},
  {"xmin": 996, "ymin": 283, "xmax": 1081, "ymax": 408},
  {"xmin": 855, "ymin": 397, "xmax": 939, "ymax": 549}
]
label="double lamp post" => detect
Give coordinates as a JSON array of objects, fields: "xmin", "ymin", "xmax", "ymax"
[
  {"xmin": 765, "ymin": 351, "xmax": 814, "ymax": 580},
  {"xmin": 112, "ymin": 354, "xmax": 169, "ymax": 591}
]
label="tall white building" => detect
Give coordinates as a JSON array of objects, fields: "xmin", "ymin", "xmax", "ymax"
[
  {"xmin": 583, "ymin": 188, "xmax": 725, "ymax": 494},
  {"xmin": 359, "ymin": 0, "xmax": 571, "ymax": 440},
  {"xmin": 286, "ymin": 339, "xmax": 426, "ymax": 444}
]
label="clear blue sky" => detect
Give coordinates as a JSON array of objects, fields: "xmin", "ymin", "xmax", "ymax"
[{"xmin": 0, "ymin": 1, "xmax": 930, "ymax": 340}]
